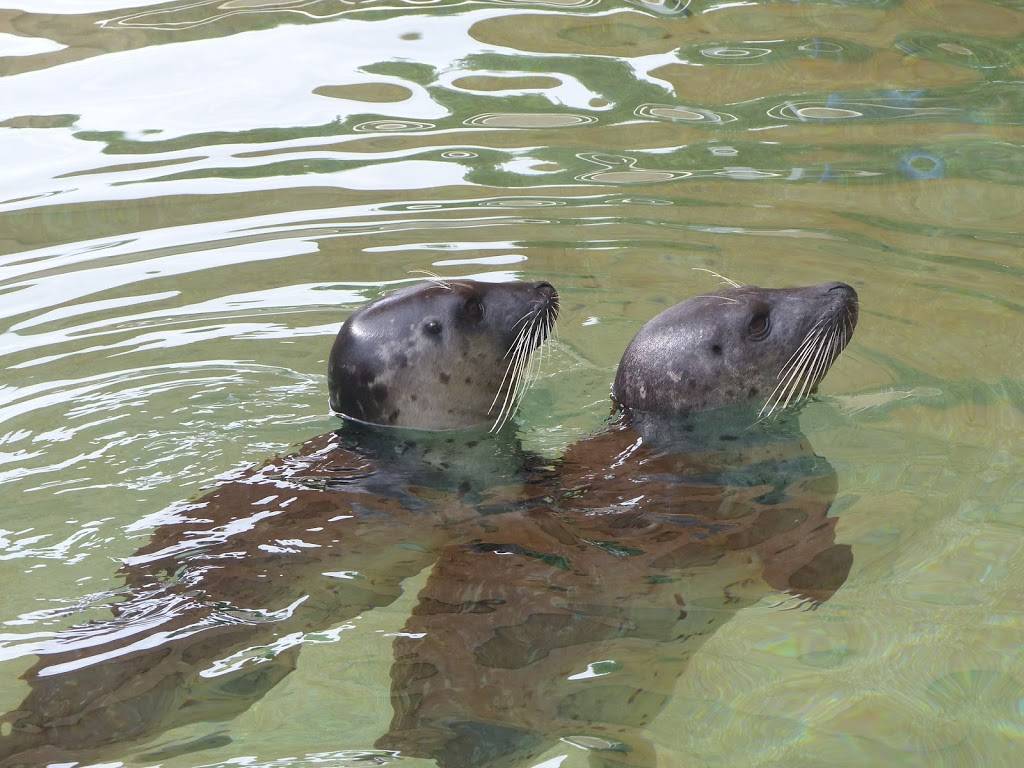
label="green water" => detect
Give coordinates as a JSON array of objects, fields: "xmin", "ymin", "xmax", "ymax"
[{"xmin": 1, "ymin": 0, "xmax": 1023, "ymax": 765}]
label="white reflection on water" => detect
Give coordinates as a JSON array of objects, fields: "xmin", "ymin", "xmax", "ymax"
[
  {"xmin": 0, "ymin": 13, "xmax": 482, "ymax": 137},
  {"xmin": 0, "ymin": 33, "xmax": 67, "ymax": 57},
  {"xmin": 0, "ymin": 0, "xmax": 167, "ymax": 10}
]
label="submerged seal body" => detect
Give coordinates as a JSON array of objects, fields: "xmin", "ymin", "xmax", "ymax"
[{"xmin": 329, "ymin": 278, "xmax": 558, "ymax": 430}]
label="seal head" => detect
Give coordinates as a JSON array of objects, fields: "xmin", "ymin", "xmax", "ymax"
[
  {"xmin": 329, "ymin": 279, "xmax": 558, "ymax": 430},
  {"xmin": 613, "ymin": 281, "xmax": 858, "ymax": 418}
]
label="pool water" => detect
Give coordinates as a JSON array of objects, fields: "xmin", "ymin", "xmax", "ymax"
[{"xmin": 0, "ymin": 0, "xmax": 1022, "ymax": 765}]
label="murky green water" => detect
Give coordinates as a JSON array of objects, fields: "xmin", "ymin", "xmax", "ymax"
[{"xmin": 1, "ymin": 0, "xmax": 1023, "ymax": 765}]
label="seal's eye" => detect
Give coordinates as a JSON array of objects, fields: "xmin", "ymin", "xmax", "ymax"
[
  {"xmin": 462, "ymin": 297, "xmax": 484, "ymax": 323},
  {"xmin": 748, "ymin": 312, "xmax": 770, "ymax": 340},
  {"xmin": 424, "ymin": 320, "xmax": 442, "ymax": 336}
]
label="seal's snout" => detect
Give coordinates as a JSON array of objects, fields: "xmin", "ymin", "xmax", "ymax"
[
  {"xmin": 533, "ymin": 280, "xmax": 560, "ymax": 316},
  {"xmin": 823, "ymin": 281, "xmax": 858, "ymax": 331},
  {"xmin": 535, "ymin": 281, "xmax": 557, "ymax": 301},
  {"xmin": 824, "ymin": 281, "xmax": 857, "ymax": 299}
]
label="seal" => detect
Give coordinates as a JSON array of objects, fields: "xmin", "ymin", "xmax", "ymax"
[
  {"xmin": 613, "ymin": 281, "xmax": 858, "ymax": 418},
  {"xmin": 376, "ymin": 281, "xmax": 860, "ymax": 767},
  {"xmin": 329, "ymin": 278, "xmax": 559, "ymax": 430},
  {"xmin": 0, "ymin": 277, "xmax": 559, "ymax": 766}
]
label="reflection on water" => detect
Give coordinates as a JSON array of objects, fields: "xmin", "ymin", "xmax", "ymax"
[
  {"xmin": 1, "ymin": 0, "xmax": 1023, "ymax": 765},
  {"xmin": 0, "ymin": 416, "xmax": 850, "ymax": 767}
]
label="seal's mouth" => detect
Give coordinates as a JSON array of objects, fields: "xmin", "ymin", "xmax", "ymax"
[
  {"xmin": 759, "ymin": 282, "xmax": 858, "ymax": 420},
  {"xmin": 488, "ymin": 282, "xmax": 560, "ymax": 432}
]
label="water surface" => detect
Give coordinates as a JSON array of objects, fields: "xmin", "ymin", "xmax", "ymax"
[{"xmin": 1, "ymin": 0, "xmax": 1023, "ymax": 765}]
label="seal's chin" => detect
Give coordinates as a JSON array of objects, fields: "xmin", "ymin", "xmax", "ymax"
[{"xmin": 759, "ymin": 282, "xmax": 859, "ymax": 420}]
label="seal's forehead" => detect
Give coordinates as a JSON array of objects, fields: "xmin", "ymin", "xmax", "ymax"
[
  {"xmin": 684, "ymin": 287, "xmax": 762, "ymax": 311},
  {"xmin": 361, "ymin": 282, "xmax": 456, "ymax": 316},
  {"xmin": 709, "ymin": 284, "xmax": 813, "ymax": 305}
]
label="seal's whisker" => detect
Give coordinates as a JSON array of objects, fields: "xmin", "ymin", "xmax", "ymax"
[
  {"xmin": 692, "ymin": 267, "xmax": 742, "ymax": 289},
  {"xmin": 513, "ymin": 327, "xmax": 539, "ymax": 415},
  {"xmin": 775, "ymin": 317, "xmax": 827, "ymax": 380},
  {"xmin": 776, "ymin": 325, "xmax": 827, "ymax": 413},
  {"xmin": 491, "ymin": 323, "xmax": 531, "ymax": 413},
  {"xmin": 490, "ymin": 341, "xmax": 527, "ymax": 431},
  {"xmin": 798, "ymin": 321, "xmax": 831, "ymax": 399},
  {"xmin": 408, "ymin": 269, "xmax": 453, "ymax": 291},
  {"xmin": 490, "ymin": 307, "xmax": 554, "ymax": 432},
  {"xmin": 502, "ymin": 320, "xmax": 531, "ymax": 360},
  {"xmin": 760, "ymin": 312, "xmax": 838, "ymax": 419},
  {"xmin": 798, "ymin": 323, "xmax": 834, "ymax": 400},
  {"xmin": 759, "ymin": 323, "xmax": 825, "ymax": 418},
  {"xmin": 511, "ymin": 309, "xmax": 534, "ymax": 331},
  {"xmin": 799, "ymin": 323, "xmax": 835, "ymax": 403},
  {"xmin": 778, "ymin": 342, "xmax": 817, "ymax": 412},
  {"xmin": 488, "ymin": 290, "xmax": 558, "ymax": 432}
]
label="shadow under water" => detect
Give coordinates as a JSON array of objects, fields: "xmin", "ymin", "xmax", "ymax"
[
  {"xmin": 378, "ymin": 412, "xmax": 852, "ymax": 767},
  {"xmin": 0, "ymin": 411, "xmax": 851, "ymax": 767}
]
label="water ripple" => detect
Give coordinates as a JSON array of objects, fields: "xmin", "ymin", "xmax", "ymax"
[{"xmin": 1, "ymin": 0, "xmax": 1023, "ymax": 764}]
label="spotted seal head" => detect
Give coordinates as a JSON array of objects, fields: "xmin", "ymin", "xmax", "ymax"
[
  {"xmin": 613, "ymin": 281, "xmax": 858, "ymax": 418},
  {"xmin": 328, "ymin": 279, "xmax": 558, "ymax": 430}
]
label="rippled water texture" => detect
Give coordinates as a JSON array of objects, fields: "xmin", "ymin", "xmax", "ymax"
[{"xmin": 1, "ymin": 0, "xmax": 1023, "ymax": 765}]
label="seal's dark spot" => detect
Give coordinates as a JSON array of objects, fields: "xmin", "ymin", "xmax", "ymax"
[
  {"xmin": 466, "ymin": 440, "xmax": 478, "ymax": 448},
  {"xmin": 748, "ymin": 386, "xmax": 759, "ymax": 397},
  {"xmin": 464, "ymin": 377, "xmax": 472, "ymax": 384},
  {"xmin": 371, "ymin": 384, "xmax": 388, "ymax": 403},
  {"xmin": 711, "ymin": 344, "xmax": 723, "ymax": 355},
  {"xmin": 394, "ymin": 353, "xmax": 408, "ymax": 369},
  {"xmin": 388, "ymin": 410, "xmax": 400, "ymax": 424},
  {"xmin": 410, "ymin": 394, "xmax": 417, "ymax": 401},
  {"xmin": 439, "ymin": 372, "xmax": 450, "ymax": 384},
  {"xmin": 719, "ymin": 434, "xmax": 738, "ymax": 442}
]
